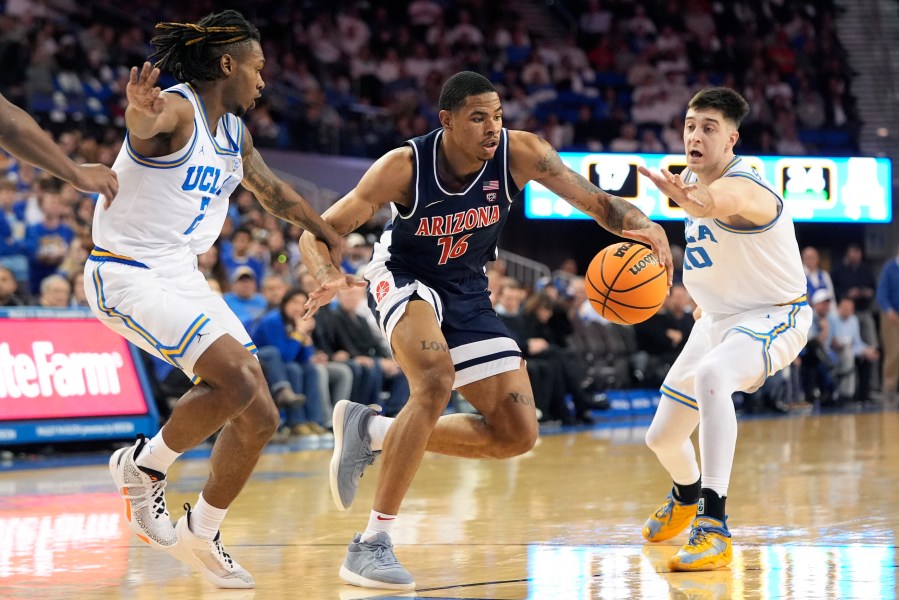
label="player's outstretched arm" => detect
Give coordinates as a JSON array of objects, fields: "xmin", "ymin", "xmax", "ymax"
[
  {"xmin": 0, "ymin": 93, "xmax": 118, "ymax": 200},
  {"xmin": 299, "ymin": 147, "xmax": 414, "ymax": 316},
  {"xmin": 510, "ymin": 131, "xmax": 673, "ymax": 284},
  {"xmin": 637, "ymin": 166, "xmax": 777, "ymax": 225},
  {"xmin": 241, "ymin": 128, "xmax": 343, "ymax": 265}
]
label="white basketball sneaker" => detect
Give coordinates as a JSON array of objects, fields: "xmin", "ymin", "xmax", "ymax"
[
  {"xmin": 170, "ymin": 504, "xmax": 255, "ymax": 589},
  {"xmin": 108, "ymin": 435, "xmax": 176, "ymax": 549}
]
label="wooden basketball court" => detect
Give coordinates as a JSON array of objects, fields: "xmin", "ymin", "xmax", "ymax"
[{"xmin": 1, "ymin": 408, "xmax": 897, "ymax": 599}]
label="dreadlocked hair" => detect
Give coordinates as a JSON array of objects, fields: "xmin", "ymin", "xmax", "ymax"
[{"xmin": 150, "ymin": 10, "xmax": 260, "ymax": 84}]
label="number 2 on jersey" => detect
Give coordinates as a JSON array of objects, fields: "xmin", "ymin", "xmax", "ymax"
[
  {"xmin": 437, "ymin": 234, "xmax": 471, "ymax": 265},
  {"xmin": 183, "ymin": 197, "xmax": 211, "ymax": 235}
]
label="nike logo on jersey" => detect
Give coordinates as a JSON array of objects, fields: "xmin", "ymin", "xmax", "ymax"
[{"xmin": 424, "ymin": 199, "xmax": 445, "ymax": 208}]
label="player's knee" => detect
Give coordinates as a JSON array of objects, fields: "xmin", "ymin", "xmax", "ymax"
[
  {"xmin": 694, "ymin": 363, "xmax": 728, "ymax": 400},
  {"xmin": 494, "ymin": 429, "xmax": 537, "ymax": 458},
  {"xmin": 256, "ymin": 396, "xmax": 282, "ymax": 440},
  {"xmin": 645, "ymin": 427, "xmax": 668, "ymax": 454},
  {"xmin": 410, "ymin": 366, "xmax": 454, "ymax": 407},
  {"xmin": 219, "ymin": 357, "xmax": 266, "ymax": 415}
]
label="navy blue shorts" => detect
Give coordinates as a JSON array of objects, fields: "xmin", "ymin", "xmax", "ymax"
[{"xmin": 364, "ymin": 260, "xmax": 521, "ymax": 388}]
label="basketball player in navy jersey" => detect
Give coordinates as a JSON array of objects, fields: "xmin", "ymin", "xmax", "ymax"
[
  {"xmin": 0, "ymin": 93, "xmax": 118, "ymax": 200},
  {"xmin": 299, "ymin": 71, "xmax": 672, "ymax": 590}
]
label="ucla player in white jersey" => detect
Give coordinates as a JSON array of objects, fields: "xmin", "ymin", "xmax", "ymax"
[
  {"xmin": 300, "ymin": 71, "xmax": 672, "ymax": 590},
  {"xmin": 637, "ymin": 88, "xmax": 811, "ymax": 571},
  {"xmin": 85, "ymin": 11, "xmax": 344, "ymax": 588}
]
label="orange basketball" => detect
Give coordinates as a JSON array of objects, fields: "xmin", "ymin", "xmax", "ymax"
[{"xmin": 585, "ymin": 242, "xmax": 667, "ymax": 325}]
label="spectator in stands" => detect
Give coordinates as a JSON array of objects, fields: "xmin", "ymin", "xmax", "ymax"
[
  {"xmin": 802, "ymin": 246, "xmax": 835, "ymax": 302},
  {"xmin": 829, "ymin": 297, "xmax": 878, "ymax": 403},
  {"xmin": 341, "ymin": 232, "xmax": 373, "ymax": 277},
  {"xmin": 610, "ymin": 123, "xmax": 640, "ymax": 153},
  {"xmin": 261, "ymin": 274, "xmax": 289, "ymax": 311},
  {"xmin": 520, "ymin": 291, "xmax": 595, "ymax": 424},
  {"xmin": 315, "ymin": 286, "xmax": 409, "ymax": 416},
  {"xmin": 223, "ymin": 266, "xmax": 268, "ymax": 330},
  {"xmin": 801, "ymin": 289, "xmax": 838, "ymax": 404},
  {"xmin": 197, "ymin": 245, "xmax": 229, "ymax": 293},
  {"xmin": 24, "ymin": 186, "xmax": 74, "ymax": 295},
  {"xmin": 831, "ymin": 243, "xmax": 878, "ymax": 347},
  {"xmin": 634, "ymin": 283, "xmax": 694, "ymax": 387},
  {"xmin": 0, "ymin": 264, "xmax": 25, "ymax": 306},
  {"xmin": 252, "ymin": 288, "xmax": 329, "ymax": 439},
  {"xmin": 38, "ymin": 273, "xmax": 71, "ymax": 308},
  {"xmin": 0, "ymin": 179, "xmax": 28, "ymax": 283},
  {"xmin": 495, "ymin": 281, "xmax": 553, "ymax": 422},
  {"xmin": 221, "ymin": 226, "xmax": 265, "ymax": 283},
  {"xmin": 876, "ymin": 243, "xmax": 899, "ymax": 402},
  {"xmin": 69, "ymin": 271, "xmax": 89, "ymax": 308}
]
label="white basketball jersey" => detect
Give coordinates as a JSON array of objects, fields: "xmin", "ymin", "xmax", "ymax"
[
  {"xmin": 681, "ymin": 157, "xmax": 806, "ymax": 316},
  {"xmin": 92, "ymin": 83, "xmax": 244, "ymax": 268}
]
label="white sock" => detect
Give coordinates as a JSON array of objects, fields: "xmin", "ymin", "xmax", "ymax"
[
  {"xmin": 135, "ymin": 430, "xmax": 182, "ymax": 475},
  {"xmin": 361, "ymin": 509, "xmax": 396, "ymax": 542},
  {"xmin": 189, "ymin": 493, "xmax": 228, "ymax": 540},
  {"xmin": 367, "ymin": 415, "xmax": 393, "ymax": 452}
]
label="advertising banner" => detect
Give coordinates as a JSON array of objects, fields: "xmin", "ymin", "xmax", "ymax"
[{"xmin": 0, "ymin": 310, "xmax": 157, "ymax": 444}]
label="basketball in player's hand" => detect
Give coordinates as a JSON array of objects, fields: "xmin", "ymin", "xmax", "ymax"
[{"xmin": 585, "ymin": 242, "xmax": 667, "ymax": 325}]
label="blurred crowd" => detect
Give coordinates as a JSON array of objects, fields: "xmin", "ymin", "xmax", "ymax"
[
  {"xmin": 1, "ymin": 0, "xmax": 889, "ymax": 437},
  {"xmin": 0, "ymin": 0, "xmax": 858, "ymax": 160}
]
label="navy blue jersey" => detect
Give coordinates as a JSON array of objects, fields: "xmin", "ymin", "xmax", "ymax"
[{"xmin": 374, "ymin": 127, "xmax": 520, "ymax": 288}]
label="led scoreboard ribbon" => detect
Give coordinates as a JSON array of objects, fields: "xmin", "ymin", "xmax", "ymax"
[{"xmin": 524, "ymin": 153, "xmax": 892, "ymax": 223}]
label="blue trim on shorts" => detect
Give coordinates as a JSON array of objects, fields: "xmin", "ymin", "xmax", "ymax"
[
  {"xmin": 732, "ymin": 303, "xmax": 803, "ymax": 376},
  {"xmin": 88, "ymin": 247, "xmax": 149, "ymax": 269},
  {"xmin": 661, "ymin": 384, "xmax": 699, "ymax": 410},
  {"xmin": 91, "ymin": 264, "xmax": 209, "ymax": 370}
]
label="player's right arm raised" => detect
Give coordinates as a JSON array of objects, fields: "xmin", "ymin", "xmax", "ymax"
[
  {"xmin": 125, "ymin": 62, "xmax": 191, "ymax": 140},
  {"xmin": 298, "ymin": 147, "xmax": 414, "ymax": 315}
]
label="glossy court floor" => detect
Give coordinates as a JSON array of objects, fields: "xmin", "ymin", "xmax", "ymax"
[{"xmin": 1, "ymin": 408, "xmax": 898, "ymax": 599}]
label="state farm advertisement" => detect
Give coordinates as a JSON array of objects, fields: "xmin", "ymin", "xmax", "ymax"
[{"xmin": 0, "ymin": 318, "xmax": 148, "ymax": 420}]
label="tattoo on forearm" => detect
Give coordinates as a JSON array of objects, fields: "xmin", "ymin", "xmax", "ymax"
[
  {"xmin": 539, "ymin": 144, "xmax": 654, "ymax": 234},
  {"xmin": 420, "ymin": 340, "xmax": 449, "ymax": 352},
  {"xmin": 508, "ymin": 392, "xmax": 535, "ymax": 407},
  {"xmin": 244, "ymin": 150, "xmax": 322, "ymax": 232},
  {"xmin": 315, "ymin": 264, "xmax": 336, "ymax": 280}
]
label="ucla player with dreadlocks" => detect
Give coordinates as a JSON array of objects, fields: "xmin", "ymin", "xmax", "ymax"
[{"xmin": 86, "ymin": 10, "xmax": 348, "ymax": 588}]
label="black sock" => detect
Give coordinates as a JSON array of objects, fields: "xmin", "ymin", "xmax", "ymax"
[
  {"xmin": 697, "ymin": 488, "xmax": 726, "ymax": 522},
  {"xmin": 672, "ymin": 478, "xmax": 701, "ymax": 504}
]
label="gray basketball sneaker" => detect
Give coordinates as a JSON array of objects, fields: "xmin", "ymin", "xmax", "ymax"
[
  {"xmin": 330, "ymin": 400, "xmax": 380, "ymax": 511},
  {"xmin": 339, "ymin": 533, "xmax": 415, "ymax": 590}
]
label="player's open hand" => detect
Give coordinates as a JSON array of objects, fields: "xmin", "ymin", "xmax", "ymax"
[
  {"xmin": 622, "ymin": 222, "xmax": 674, "ymax": 287},
  {"xmin": 72, "ymin": 163, "xmax": 118, "ymax": 207},
  {"xmin": 127, "ymin": 62, "xmax": 166, "ymax": 117},
  {"xmin": 638, "ymin": 166, "xmax": 710, "ymax": 217},
  {"xmin": 304, "ymin": 271, "xmax": 367, "ymax": 319}
]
